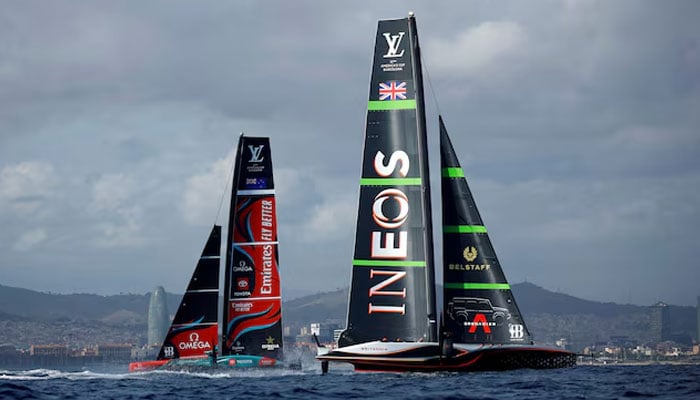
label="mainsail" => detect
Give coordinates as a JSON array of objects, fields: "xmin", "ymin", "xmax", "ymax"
[
  {"xmin": 439, "ymin": 116, "xmax": 532, "ymax": 344},
  {"xmin": 339, "ymin": 17, "xmax": 437, "ymax": 347},
  {"xmin": 157, "ymin": 225, "xmax": 221, "ymax": 360},
  {"xmin": 222, "ymin": 136, "xmax": 284, "ymax": 360}
]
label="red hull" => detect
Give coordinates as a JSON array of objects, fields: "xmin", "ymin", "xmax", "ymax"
[{"xmin": 128, "ymin": 359, "xmax": 170, "ymax": 372}]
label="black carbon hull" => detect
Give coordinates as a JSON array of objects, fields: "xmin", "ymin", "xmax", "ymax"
[{"xmin": 318, "ymin": 342, "xmax": 576, "ymax": 373}]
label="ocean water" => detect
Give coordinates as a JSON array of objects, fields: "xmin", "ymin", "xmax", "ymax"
[{"xmin": 1, "ymin": 363, "xmax": 699, "ymax": 400}]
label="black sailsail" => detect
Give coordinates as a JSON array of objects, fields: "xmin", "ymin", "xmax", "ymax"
[
  {"xmin": 439, "ymin": 116, "xmax": 532, "ymax": 345},
  {"xmin": 157, "ymin": 225, "xmax": 221, "ymax": 360},
  {"xmin": 222, "ymin": 135, "xmax": 284, "ymax": 361},
  {"xmin": 339, "ymin": 16, "xmax": 436, "ymax": 347}
]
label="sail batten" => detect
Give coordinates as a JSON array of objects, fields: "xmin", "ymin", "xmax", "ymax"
[
  {"xmin": 236, "ymin": 189, "xmax": 275, "ymax": 195},
  {"xmin": 367, "ymin": 99, "xmax": 417, "ymax": 110},
  {"xmin": 352, "ymin": 259, "xmax": 426, "ymax": 267},
  {"xmin": 443, "ymin": 225, "xmax": 487, "ymax": 233},
  {"xmin": 359, "ymin": 178, "xmax": 422, "ymax": 186},
  {"xmin": 184, "ymin": 289, "xmax": 220, "ymax": 293},
  {"xmin": 441, "ymin": 167, "xmax": 464, "ymax": 178},
  {"xmin": 445, "ymin": 283, "xmax": 511, "ymax": 290}
]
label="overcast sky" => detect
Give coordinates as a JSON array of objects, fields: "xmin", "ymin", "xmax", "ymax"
[{"xmin": 1, "ymin": 1, "xmax": 698, "ymax": 306}]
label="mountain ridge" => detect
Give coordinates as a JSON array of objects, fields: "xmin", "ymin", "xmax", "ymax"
[
  {"xmin": 1, "ymin": 282, "xmax": 696, "ymax": 351},
  {"xmin": 0, "ymin": 281, "xmax": 689, "ymax": 321}
]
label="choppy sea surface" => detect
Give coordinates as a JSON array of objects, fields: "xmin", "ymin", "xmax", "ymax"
[{"xmin": 2, "ymin": 363, "xmax": 699, "ymax": 400}]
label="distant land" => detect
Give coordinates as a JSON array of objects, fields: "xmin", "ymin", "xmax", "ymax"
[{"xmin": 0, "ymin": 282, "xmax": 697, "ymax": 352}]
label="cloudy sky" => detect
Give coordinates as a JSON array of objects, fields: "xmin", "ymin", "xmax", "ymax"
[{"xmin": 1, "ymin": 1, "xmax": 698, "ymax": 306}]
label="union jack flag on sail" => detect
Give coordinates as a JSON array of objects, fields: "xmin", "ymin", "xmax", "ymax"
[{"xmin": 378, "ymin": 81, "xmax": 407, "ymax": 101}]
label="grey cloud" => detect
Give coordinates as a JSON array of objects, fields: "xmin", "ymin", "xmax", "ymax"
[{"xmin": 0, "ymin": 1, "xmax": 698, "ymax": 305}]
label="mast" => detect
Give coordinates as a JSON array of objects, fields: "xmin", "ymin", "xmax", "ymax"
[
  {"xmin": 222, "ymin": 135, "xmax": 245, "ymax": 352},
  {"xmin": 221, "ymin": 135, "xmax": 284, "ymax": 359},
  {"xmin": 339, "ymin": 14, "xmax": 436, "ymax": 347},
  {"xmin": 439, "ymin": 116, "xmax": 532, "ymax": 344},
  {"xmin": 408, "ymin": 13, "xmax": 437, "ymax": 342}
]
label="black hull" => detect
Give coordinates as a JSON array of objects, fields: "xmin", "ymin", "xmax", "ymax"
[
  {"xmin": 354, "ymin": 349, "xmax": 576, "ymax": 373},
  {"xmin": 318, "ymin": 342, "xmax": 576, "ymax": 373}
]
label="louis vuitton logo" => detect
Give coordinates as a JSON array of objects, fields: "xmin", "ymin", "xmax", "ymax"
[
  {"xmin": 248, "ymin": 145, "xmax": 265, "ymax": 163},
  {"xmin": 382, "ymin": 32, "xmax": 405, "ymax": 58}
]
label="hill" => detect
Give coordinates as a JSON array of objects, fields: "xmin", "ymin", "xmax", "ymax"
[
  {"xmin": 0, "ymin": 282, "xmax": 696, "ymax": 351},
  {"xmin": 0, "ymin": 284, "xmax": 180, "ymax": 322},
  {"xmin": 283, "ymin": 287, "xmax": 348, "ymax": 327},
  {"xmin": 287, "ymin": 282, "xmax": 697, "ymax": 349},
  {"xmin": 511, "ymin": 282, "xmax": 641, "ymax": 316}
]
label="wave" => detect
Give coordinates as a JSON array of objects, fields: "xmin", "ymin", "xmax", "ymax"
[{"xmin": 0, "ymin": 368, "xmax": 136, "ymax": 381}]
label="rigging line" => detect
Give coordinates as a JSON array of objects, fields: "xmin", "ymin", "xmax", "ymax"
[
  {"xmin": 420, "ymin": 48, "xmax": 442, "ymax": 117},
  {"xmin": 213, "ymin": 144, "xmax": 237, "ymax": 226}
]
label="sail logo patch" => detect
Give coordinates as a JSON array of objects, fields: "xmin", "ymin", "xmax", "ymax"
[
  {"xmin": 233, "ymin": 302, "xmax": 253, "ymax": 312},
  {"xmin": 245, "ymin": 177, "xmax": 267, "ymax": 189},
  {"xmin": 178, "ymin": 332, "xmax": 212, "ymax": 350},
  {"xmin": 378, "ymin": 81, "xmax": 407, "ymax": 101},
  {"xmin": 261, "ymin": 336, "xmax": 280, "ymax": 351},
  {"xmin": 370, "ymin": 151, "xmax": 410, "ymax": 259},
  {"xmin": 260, "ymin": 199, "xmax": 274, "ymax": 241},
  {"xmin": 382, "ymin": 32, "xmax": 405, "ymax": 58},
  {"xmin": 233, "ymin": 261, "xmax": 253, "ymax": 272},
  {"xmin": 366, "ymin": 150, "xmax": 411, "ymax": 315},
  {"xmin": 372, "ymin": 189, "xmax": 409, "ymax": 229},
  {"xmin": 248, "ymin": 145, "xmax": 265, "ymax": 163},
  {"xmin": 463, "ymin": 246, "xmax": 478, "ymax": 262},
  {"xmin": 467, "ymin": 313, "xmax": 494, "ymax": 333},
  {"xmin": 448, "ymin": 263, "xmax": 490, "ymax": 271},
  {"xmin": 509, "ymin": 324, "xmax": 525, "ymax": 340},
  {"xmin": 368, "ymin": 269, "xmax": 407, "ymax": 315},
  {"xmin": 260, "ymin": 244, "xmax": 274, "ymax": 295},
  {"xmin": 234, "ymin": 277, "xmax": 251, "ymax": 297},
  {"xmin": 231, "ymin": 341, "xmax": 245, "ymax": 352}
]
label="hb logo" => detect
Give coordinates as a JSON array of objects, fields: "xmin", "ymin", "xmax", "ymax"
[{"xmin": 509, "ymin": 324, "xmax": 524, "ymax": 339}]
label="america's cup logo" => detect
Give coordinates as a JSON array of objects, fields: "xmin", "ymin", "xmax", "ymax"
[{"xmin": 382, "ymin": 32, "xmax": 405, "ymax": 58}]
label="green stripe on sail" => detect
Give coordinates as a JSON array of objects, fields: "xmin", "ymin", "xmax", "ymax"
[
  {"xmin": 445, "ymin": 283, "xmax": 511, "ymax": 290},
  {"xmin": 353, "ymin": 259, "xmax": 426, "ymax": 268},
  {"xmin": 443, "ymin": 225, "xmax": 487, "ymax": 233},
  {"xmin": 442, "ymin": 167, "xmax": 464, "ymax": 178},
  {"xmin": 368, "ymin": 100, "xmax": 417, "ymax": 111},
  {"xmin": 360, "ymin": 178, "xmax": 422, "ymax": 186}
]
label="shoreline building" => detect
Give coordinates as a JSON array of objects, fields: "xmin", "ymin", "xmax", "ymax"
[
  {"xmin": 649, "ymin": 301, "xmax": 671, "ymax": 343},
  {"xmin": 147, "ymin": 286, "xmax": 170, "ymax": 348}
]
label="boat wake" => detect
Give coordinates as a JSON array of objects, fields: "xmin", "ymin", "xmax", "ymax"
[
  {"xmin": 0, "ymin": 368, "xmax": 135, "ymax": 381},
  {"xmin": 1, "ymin": 366, "xmax": 318, "ymax": 381}
]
